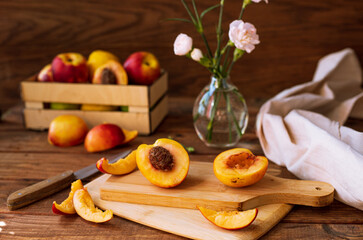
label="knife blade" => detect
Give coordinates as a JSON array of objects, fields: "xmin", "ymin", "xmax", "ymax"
[{"xmin": 7, "ymin": 149, "xmax": 132, "ymax": 210}]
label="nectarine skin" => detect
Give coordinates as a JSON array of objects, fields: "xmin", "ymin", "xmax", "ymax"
[
  {"xmin": 48, "ymin": 115, "xmax": 88, "ymax": 147},
  {"xmin": 37, "ymin": 64, "xmax": 53, "ymax": 82},
  {"xmin": 213, "ymin": 148, "xmax": 268, "ymax": 188},
  {"xmin": 123, "ymin": 51, "xmax": 161, "ymax": 85},
  {"xmin": 52, "ymin": 52, "xmax": 89, "ymax": 83},
  {"xmin": 84, "ymin": 123, "xmax": 125, "ymax": 153}
]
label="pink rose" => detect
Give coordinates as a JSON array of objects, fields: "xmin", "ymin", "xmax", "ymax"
[
  {"xmin": 228, "ymin": 20, "xmax": 260, "ymax": 53},
  {"xmin": 173, "ymin": 33, "xmax": 193, "ymax": 56},
  {"xmin": 191, "ymin": 48, "xmax": 203, "ymax": 61}
]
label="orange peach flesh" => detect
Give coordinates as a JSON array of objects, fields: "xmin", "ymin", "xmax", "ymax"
[
  {"xmin": 92, "ymin": 60, "xmax": 128, "ymax": 85},
  {"xmin": 73, "ymin": 188, "xmax": 113, "ymax": 223},
  {"xmin": 197, "ymin": 206, "xmax": 258, "ymax": 230},
  {"xmin": 52, "ymin": 179, "xmax": 83, "ymax": 215},
  {"xmin": 96, "ymin": 150, "xmax": 137, "ymax": 175},
  {"xmin": 214, "ymin": 148, "xmax": 268, "ymax": 187},
  {"xmin": 136, "ymin": 138, "xmax": 189, "ymax": 188}
]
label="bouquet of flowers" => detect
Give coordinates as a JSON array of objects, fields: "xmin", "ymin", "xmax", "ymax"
[{"xmin": 172, "ymin": 0, "xmax": 267, "ymax": 147}]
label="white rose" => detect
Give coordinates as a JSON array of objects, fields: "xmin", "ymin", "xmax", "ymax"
[
  {"xmin": 252, "ymin": 0, "xmax": 268, "ymax": 3},
  {"xmin": 191, "ymin": 48, "xmax": 203, "ymax": 61},
  {"xmin": 228, "ymin": 20, "xmax": 260, "ymax": 53},
  {"xmin": 173, "ymin": 33, "xmax": 193, "ymax": 56}
]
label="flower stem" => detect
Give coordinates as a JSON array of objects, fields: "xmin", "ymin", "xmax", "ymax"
[
  {"xmin": 214, "ymin": 0, "xmax": 224, "ymax": 67},
  {"xmin": 206, "ymin": 89, "xmax": 221, "ymax": 142}
]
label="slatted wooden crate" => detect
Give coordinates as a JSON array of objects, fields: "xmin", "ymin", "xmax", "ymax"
[{"xmin": 21, "ymin": 72, "xmax": 168, "ymax": 135}]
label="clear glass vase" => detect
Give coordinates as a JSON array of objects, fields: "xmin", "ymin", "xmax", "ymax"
[{"xmin": 193, "ymin": 76, "xmax": 248, "ymax": 148}]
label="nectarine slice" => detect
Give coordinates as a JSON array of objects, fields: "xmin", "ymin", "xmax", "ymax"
[
  {"xmin": 197, "ymin": 206, "xmax": 258, "ymax": 230},
  {"xmin": 52, "ymin": 179, "xmax": 83, "ymax": 215},
  {"xmin": 73, "ymin": 188, "xmax": 113, "ymax": 223},
  {"xmin": 96, "ymin": 150, "xmax": 137, "ymax": 175},
  {"xmin": 121, "ymin": 128, "xmax": 138, "ymax": 145},
  {"xmin": 136, "ymin": 138, "xmax": 189, "ymax": 188},
  {"xmin": 214, "ymin": 148, "xmax": 268, "ymax": 187}
]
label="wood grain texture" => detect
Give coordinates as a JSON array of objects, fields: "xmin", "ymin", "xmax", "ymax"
[
  {"xmin": 89, "ymin": 174, "xmax": 293, "ymax": 240},
  {"xmin": 100, "ymin": 161, "xmax": 334, "ymax": 211},
  {"xmin": 1, "ymin": 0, "xmax": 363, "ymax": 112}
]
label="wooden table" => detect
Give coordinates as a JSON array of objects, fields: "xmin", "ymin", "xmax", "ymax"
[{"xmin": 1, "ymin": 97, "xmax": 362, "ymax": 239}]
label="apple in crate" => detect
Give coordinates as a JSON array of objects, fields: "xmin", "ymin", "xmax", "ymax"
[
  {"xmin": 51, "ymin": 52, "xmax": 89, "ymax": 83},
  {"xmin": 37, "ymin": 64, "xmax": 53, "ymax": 82},
  {"xmin": 123, "ymin": 51, "xmax": 161, "ymax": 85}
]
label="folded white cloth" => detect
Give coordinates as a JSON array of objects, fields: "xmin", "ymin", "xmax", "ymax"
[{"xmin": 256, "ymin": 48, "xmax": 363, "ymax": 210}]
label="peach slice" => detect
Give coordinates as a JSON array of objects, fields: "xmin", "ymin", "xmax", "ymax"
[
  {"xmin": 213, "ymin": 148, "xmax": 268, "ymax": 187},
  {"xmin": 197, "ymin": 206, "xmax": 258, "ymax": 230},
  {"xmin": 92, "ymin": 60, "xmax": 128, "ymax": 85},
  {"xmin": 52, "ymin": 179, "xmax": 83, "ymax": 215},
  {"xmin": 96, "ymin": 150, "xmax": 137, "ymax": 175},
  {"xmin": 136, "ymin": 138, "xmax": 189, "ymax": 188},
  {"xmin": 121, "ymin": 128, "xmax": 138, "ymax": 145},
  {"xmin": 73, "ymin": 188, "xmax": 113, "ymax": 223}
]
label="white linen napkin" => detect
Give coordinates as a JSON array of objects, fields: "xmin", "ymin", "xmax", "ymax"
[{"xmin": 256, "ymin": 48, "xmax": 363, "ymax": 210}]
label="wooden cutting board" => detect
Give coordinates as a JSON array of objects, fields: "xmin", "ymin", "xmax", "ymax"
[
  {"xmin": 85, "ymin": 161, "xmax": 334, "ymax": 239},
  {"xmin": 99, "ymin": 161, "xmax": 334, "ymax": 211},
  {"xmin": 86, "ymin": 174, "xmax": 293, "ymax": 240}
]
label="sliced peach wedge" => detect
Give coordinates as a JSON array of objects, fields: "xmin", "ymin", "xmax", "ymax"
[
  {"xmin": 52, "ymin": 179, "xmax": 83, "ymax": 215},
  {"xmin": 214, "ymin": 148, "xmax": 268, "ymax": 187},
  {"xmin": 73, "ymin": 188, "xmax": 113, "ymax": 223},
  {"xmin": 96, "ymin": 150, "xmax": 137, "ymax": 175},
  {"xmin": 121, "ymin": 128, "xmax": 138, "ymax": 145},
  {"xmin": 197, "ymin": 206, "xmax": 258, "ymax": 230},
  {"xmin": 136, "ymin": 138, "xmax": 189, "ymax": 188}
]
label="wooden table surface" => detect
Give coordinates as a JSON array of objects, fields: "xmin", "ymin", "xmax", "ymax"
[{"xmin": 0, "ymin": 97, "xmax": 362, "ymax": 240}]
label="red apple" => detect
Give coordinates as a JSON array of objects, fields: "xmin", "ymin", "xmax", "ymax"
[
  {"xmin": 84, "ymin": 123, "xmax": 125, "ymax": 153},
  {"xmin": 51, "ymin": 52, "xmax": 89, "ymax": 83},
  {"xmin": 123, "ymin": 51, "xmax": 161, "ymax": 85},
  {"xmin": 37, "ymin": 64, "xmax": 53, "ymax": 82}
]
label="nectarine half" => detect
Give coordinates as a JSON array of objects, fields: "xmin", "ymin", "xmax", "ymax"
[
  {"xmin": 213, "ymin": 148, "xmax": 268, "ymax": 187},
  {"xmin": 136, "ymin": 138, "xmax": 189, "ymax": 188}
]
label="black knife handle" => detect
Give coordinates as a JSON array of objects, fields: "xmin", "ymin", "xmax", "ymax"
[{"xmin": 7, "ymin": 170, "xmax": 75, "ymax": 210}]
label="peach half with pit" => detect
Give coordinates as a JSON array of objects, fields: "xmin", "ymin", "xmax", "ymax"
[
  {"xmin": 87, "ymin": 50, "xmax": 119, "ymax": 79},
  {"xmin": 92, "ymin": 60, "xmax": 128, "ymax": 85},
  {"xmin": 136, "ymin": 138, "xmax": 189, "ymax": 188},
  {"xmin": 96, "ymin": 150, "xmax": 137, "ymax": 175},
  {"xmin": 213, "ymin": 148, "xmax": 268, "ymax": 187},
  {"xmin": 197, "ymin": 206, "xmax": 258, "ymax": 230},
  {"xmin": 73, "ymin": 188, "xmax": 113, "ymax": 223},
  {"xmin": 52, "ymin": 179, "xmax": 83, "ymax": 215}
]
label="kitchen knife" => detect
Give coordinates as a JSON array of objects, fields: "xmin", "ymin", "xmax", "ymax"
[{"xmin": 7, "ymin": 149, "xmax": 132, "ymax": 210}]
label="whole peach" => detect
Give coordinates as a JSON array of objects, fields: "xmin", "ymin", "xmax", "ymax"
[
  {"xmin": 48, "ymin": 115, "xmax": 88, "ymax": 147},
  {"xmin": 84, "ymin": 123, "xmax": 125, "ymax": 153}
]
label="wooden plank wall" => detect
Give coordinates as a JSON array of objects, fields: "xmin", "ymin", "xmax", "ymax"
[{"xmin": 0, "ymin": 0, "xmax": 362, "ymax": 111}]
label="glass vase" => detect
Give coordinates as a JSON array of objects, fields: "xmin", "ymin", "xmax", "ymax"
[{"xmin": 193, "ymin": 76, "xmax": 248, "ymax": 148}]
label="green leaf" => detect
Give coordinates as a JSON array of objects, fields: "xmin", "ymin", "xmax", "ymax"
[
  {"xmin": 163, "ymin": 18, "xmax": 192, "ymax": 23},
  {"xmin": 201, "ymin": 4, "xmax": 220, "ymax": 19}
]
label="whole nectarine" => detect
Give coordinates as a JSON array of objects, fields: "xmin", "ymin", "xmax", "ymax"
[
  {"xmin": 48, "ymin": 115, "xmax": 88, "ymax": 147},
  {"xmin": 52, "ymin": 52, "xmax": 89, "ymax": 83}
]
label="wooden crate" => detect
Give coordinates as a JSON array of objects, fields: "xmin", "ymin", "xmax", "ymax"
[{"xmin": 21, "ymin": 72, "xmax": 168, "ymax": 135}]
